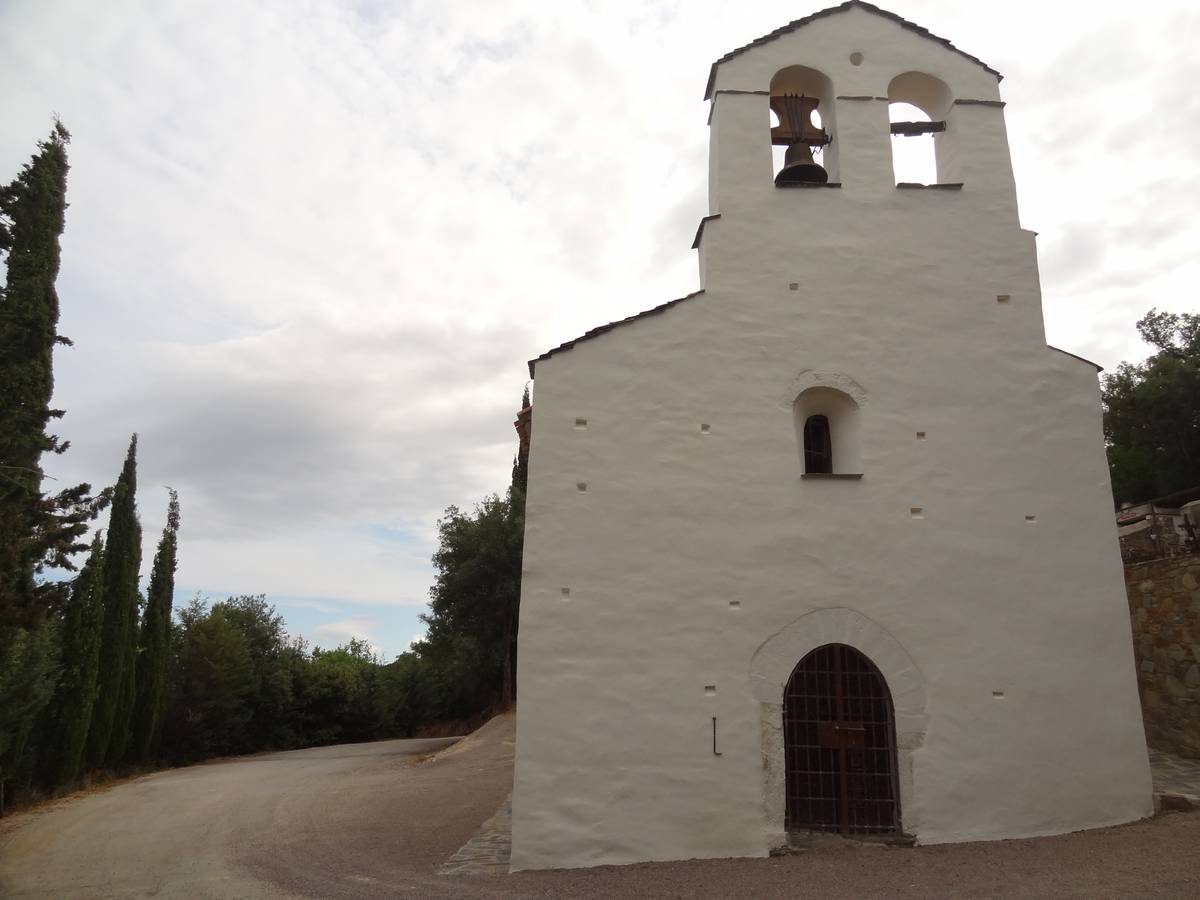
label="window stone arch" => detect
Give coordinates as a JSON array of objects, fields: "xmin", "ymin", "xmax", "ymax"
[
  {"xmin": 778, "ymin": 369, "xmax": 868, "ymax": 409},
  {"xmin": 781, "ymin": 371, "xmax": 867, "ymax": 477}
]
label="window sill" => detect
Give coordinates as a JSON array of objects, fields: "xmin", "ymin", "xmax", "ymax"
[
  {"xmin": 896, "ymin": 182, "xmax": 963, "ymax": 190},
  {"xmin": 801, "ymin": 473, "xmax": 864, "ymax": 480},
  {"xmin": 776, "ymin": 182, "xmax": 842, "ymax": 189}
]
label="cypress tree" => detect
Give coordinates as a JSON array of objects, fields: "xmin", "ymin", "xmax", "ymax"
[
  {"xmin": 86, "ymin": 435, "xmax": 142, "ymax": 769},
  {"xmin": 0, "ymin": 121, "xmax": 101, "ymax": 626},
  {"xmin": 0, "ymin": 617, "xmax": 60, "ymax": 791},
  {"xmin": 131, "ymin": 489, "xmax": 179, "ymax": 764},
  {"xmin": 511, "ymin": 384, "xmax": 530, "ymax": 494},
  {"xmin": 40, "ymin": 532, "xmax": 106, "ymax": 785},
  {"xmin": 503, "ymin": 383, "xmax": 530, "ymax": 704}
]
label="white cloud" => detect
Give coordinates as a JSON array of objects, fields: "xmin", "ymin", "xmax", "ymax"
[
  {"xmin": 3, "ymin": 0, "xmax": 1198, "ymax": 655},
  {"xmin": 313, "ymin": 617, "xmax": 379, "ymax": 653}
]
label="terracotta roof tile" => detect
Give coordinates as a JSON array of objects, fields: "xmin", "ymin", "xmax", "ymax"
[
  {"xmin": 703, "ymin": 1, "xmax": 1001, "ymax": 100},
  {"xmin": 528, "ymin": 291, "xmax": 705, "ymax": 377},
  {"xmin": 1048, "ymin": 345, "xmax": 1103, "ymax": 372}
]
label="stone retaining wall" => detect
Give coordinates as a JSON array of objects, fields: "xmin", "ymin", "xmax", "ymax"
[{"xmin": 1126, "ymin": 556, "xmax": 1200, "ymax": 758}]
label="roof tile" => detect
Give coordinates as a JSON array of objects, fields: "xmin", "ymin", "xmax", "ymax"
[
  {"xmin": 528, "ymin": 291, "xmax": 706, "ymax": 377},
  {"xmin": 703, "ymin": 1, "xmax": 1001, "ymax": 100}
]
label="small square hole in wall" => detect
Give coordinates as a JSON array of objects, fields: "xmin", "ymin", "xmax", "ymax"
[
  {"xmin": 700, "ymin": 423, "xmax": 711, "ymax": 434},
  {"xmin": 788, "ymin": 282, "xmax": 799, "ymax": 291},
  {"xmin": 916, "ymin": 431, "xmax": 927, "ymax": 440},
  {"xmin": 574, "ymin": 418, "xmax": 588, "ymax": 430},
  {"xmin": 992, "ymin": 690, "xmax": 1005, "ymax": 699},
  {"xmin": 1025, "ymin": 515, "xmax": 1037, "ymax": 523},
  {"xmin": 560, "ymin": 587, "xmax": 571, "ymax": 601},
  {"xmin": 704, "ymin": 685, "xmax": 717, "ymax": 696},
  {"xmin": 576, "ymin": 482, "xmax": 588, "ymax": 493},
  {"xmin": 997, "ymin": 294, "xmax": 1011, "ymax": 304},
  {"xmin": 910, "ymin": 507, "xmax": 924, "ymax": 519},
  {"xmin": 728, "ymin": 599, "xmax": 741, "ymax": 610}
]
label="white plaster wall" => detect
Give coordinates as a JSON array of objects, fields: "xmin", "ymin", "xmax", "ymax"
[{"xmin": 511, "ymin": 6, "xmax": 1152, "ymax": 872}]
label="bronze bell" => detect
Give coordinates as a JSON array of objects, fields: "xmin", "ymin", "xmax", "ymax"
[
  {"xmin": 771, "ymin": 93, "xmax": 829, "ymax": 186},
  {"xmin": 775, "ymin": 142, "xmax": 829, "ymax": 186}
]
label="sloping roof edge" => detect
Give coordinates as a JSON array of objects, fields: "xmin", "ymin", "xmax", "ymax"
[
  {"xmin": 1048, "ymin": 345, "xmax": 1104, "ymax": 372},
  {"xmin": 528, "ymin": 290, "xmax": 706, "ymax": 378},
  {"xmin": 703, "ymin": 1, "xmax": 1002, "ymax": 100},
  {"xmin": 691, "ymin": 214, "xmax": 721, "ymax": 249}
]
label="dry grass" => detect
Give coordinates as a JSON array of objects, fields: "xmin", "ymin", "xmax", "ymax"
[{"xmin": 0, "ymin": 768, "xmax": 150, "ymax": 828}]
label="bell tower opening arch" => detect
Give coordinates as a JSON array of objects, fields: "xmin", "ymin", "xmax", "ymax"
[
  {"xmin": 749, "ymin": 607, "xmax": 928, "ymax": 848},
  {"xmin": 769, "ymin": 65, "xmax": 839, "ymax": 184}
]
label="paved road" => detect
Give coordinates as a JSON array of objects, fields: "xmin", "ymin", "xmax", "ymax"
[{"xmin": 0, "ymin": 735, "xmax": 479, "ymax": 899}]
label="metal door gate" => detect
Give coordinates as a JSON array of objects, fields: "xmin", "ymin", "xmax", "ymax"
[{"xmin": 783, "ymin": 643, "xmax": 899, "ymax": 835}]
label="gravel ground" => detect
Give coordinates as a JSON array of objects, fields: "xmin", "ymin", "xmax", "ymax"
[
  {"xmin": 494, "ymin": 812, "xmax": 1200, "ymax": 900},
  {"xmin": 2, "ymin": 710, "xmax": 1198, "ymax": 899}
]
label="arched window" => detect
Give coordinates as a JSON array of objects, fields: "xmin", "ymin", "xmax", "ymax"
[
  {"xmin": 803, "ymin": 415, "xmax": 832, "ymax": 474},
  {"xmin": 793, "ymin": 386, "xmax": 862, "ymax": 476},
  {"xmin": 887, "ymin": 72, "xmax": 955, "ymax": 186}
]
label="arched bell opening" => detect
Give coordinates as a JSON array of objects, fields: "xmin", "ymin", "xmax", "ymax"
[
  {"xmin": 769, "ymin": 65, "xmax": 838, "ymax": 184},
  {"xmin": 888, "ymin": 71, "xmax": 956, "ymax": 185},
  {"xmin": 783, "ymin": 643, "xmax": 900, "ymax": 836}
]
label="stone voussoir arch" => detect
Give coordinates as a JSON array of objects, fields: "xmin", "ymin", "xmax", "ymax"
[
  {"xmin": 750, "ymin": 606, "xmax": 928, "ymax": 844},
  {"xmin": 778, "ymin": 369, "xmax": 869, "ymax": 409}
]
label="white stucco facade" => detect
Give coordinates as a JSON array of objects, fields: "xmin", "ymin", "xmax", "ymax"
[{"xmin": 510, "ymin": 1, "xmax": 1153, "ymax": 872}]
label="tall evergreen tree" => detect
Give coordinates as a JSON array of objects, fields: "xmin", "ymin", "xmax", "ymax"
[
  {"xmin": 166, "ymin": 599, "xmax": 255, "ymax": 762},
  {"xmin": 86, "ymin": 435, "xmax": 142, "ymax": 769},
  {"xmin": 0, "ymin": 121, "xmax": 101, "ymax": 626},
  {"xmin": 424, "ymin": 491, "xmax": 524, "ymax": 712},
  {"xmin": 511, "ymin": 384, "xmax": 530, "ymax": 493},
  {"xmin": 505, "ymin": 384, "xmax": 530, "ymax": 702},
  {"xmin": 131, "ymin": 489, "xmax": 179, "ymax": 764},
  {"xmin": 40, "ymin": 533, "xmax": 106, "ymax": 785},
  {"xmin": 0, "ymin": 617, "xmax": 60, "ymax": 791},
  {"xmin": 1103, "ymin": 308, "xmax": 1200, "ymax": 503}
]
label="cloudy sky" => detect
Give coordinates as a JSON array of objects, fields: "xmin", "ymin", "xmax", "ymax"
[{"xmin": 2, "ymin": 0, "xmax": 1197, "ymax": 658}]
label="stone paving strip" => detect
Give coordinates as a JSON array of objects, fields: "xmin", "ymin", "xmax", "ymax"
[
  {"xmin": 1150, "ymin": 748, "xmax": 1200, "ymax": 801},
  {"xmin": 439, "ymin": 792, "xmax": 512, "ymax": 875},
  {"xmin": 437, "ymin": 750, "xmax": 1199, "ymax": 877}
]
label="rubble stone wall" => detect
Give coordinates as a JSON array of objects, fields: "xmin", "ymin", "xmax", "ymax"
[{"xmin": 1126, "ymin": 556, "xmax": 1200, "ymax": 758}]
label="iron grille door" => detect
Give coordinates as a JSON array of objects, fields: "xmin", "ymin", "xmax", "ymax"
[{"xmin": 783, "ymin": 643, "xmax": 899, "ymax": 835}]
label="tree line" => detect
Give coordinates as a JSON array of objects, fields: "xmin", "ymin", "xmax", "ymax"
[
  {"xmin": 0, "ymin": 124, "xmax": 525, "ymax": 809},
  {"xmin": 1102, "ymin": 309, "xmax": 1199, "ymax": 506}
]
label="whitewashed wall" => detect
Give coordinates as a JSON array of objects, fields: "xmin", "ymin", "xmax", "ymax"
[{"xmin": 511, "ymin": 4, "xmax": 1152, "ymax": 871}]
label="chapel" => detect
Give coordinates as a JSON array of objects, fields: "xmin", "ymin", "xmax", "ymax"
[{"xmin": 510, "ymin": 1, "xmax": 1152, "ymax": 871}]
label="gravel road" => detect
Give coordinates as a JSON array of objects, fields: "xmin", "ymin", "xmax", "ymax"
[
  {"xmin": 0, "ymin": 735, "xmax": 472, "ymax": 899},
  {"xmin": 2, "ymin": 712, "xmax": 1198, "ymax": 899}
]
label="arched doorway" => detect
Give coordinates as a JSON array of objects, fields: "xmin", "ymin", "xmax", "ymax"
[{"xmin": 784, "ymin": 643, "xmax": 899, "ymax": 836}]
